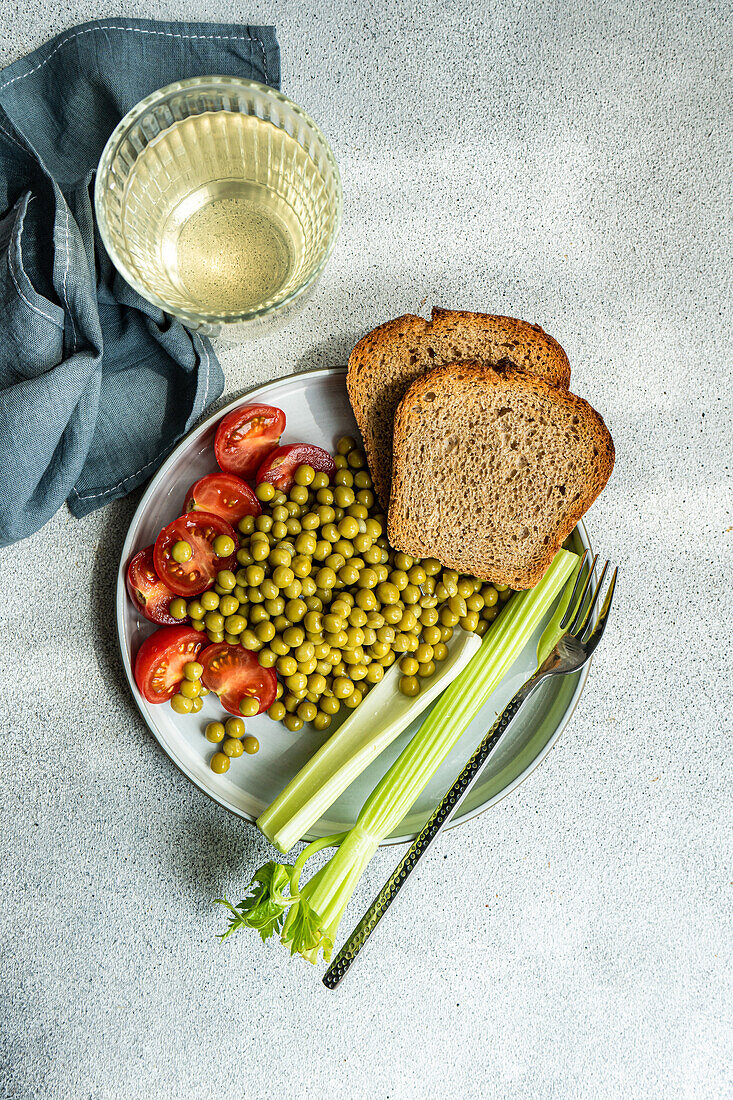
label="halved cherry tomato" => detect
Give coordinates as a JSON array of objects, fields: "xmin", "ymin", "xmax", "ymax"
[
  {"xmin": 185, "ymin": 472, "xmax": 261, "ymax": 525},
  {"xmin": 214, "ymin": 404, "xmax": 286, "ymax": 478},
  {"xmin": 154, "ymin": 511, "xmax": 237, "ymax": 597},
  {"xmin": 200, "ymin": 643, "xmax": 277, "ymax": 716},
  {"xmin": 255, "ymin": 443, "xmax": 336, "ymax": 492},
  {"xmin": 134, "ymin": 626, "xmax": 208, "ymax": 703},
  {"xmin": 126, "ymin": 545, "xmax": 181, "ymax": 625}
]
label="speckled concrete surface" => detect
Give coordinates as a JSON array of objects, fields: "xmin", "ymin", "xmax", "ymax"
[{"xmin": 0, "ymin": 3, "xmax": 731, "ymax": 1098}]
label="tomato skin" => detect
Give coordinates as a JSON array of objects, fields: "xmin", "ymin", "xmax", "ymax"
[
  {"xmin": 200, "ymin": 643, "xmax": 277, "ymax": 715},
  {"xmin": 214, "ymin": 404, "xmax": 286, "ymax": 478},
  {"xmin": 255, "ymin": 443, "xmax": 336, "ymax": 492},
  {"xmin": 185, "ymin": 472, "xmax": 261, "ymax": 525},
  {"xmin": 134, "ymin": 626, "xmax": 208, "ymax": 703},
  {"xmin": 154, "ymin": 511, "xmax": 238, "ymax": 597},
  {"xmin": 126, "ymin": 546, "xmax": 181, "ymax": 625}
]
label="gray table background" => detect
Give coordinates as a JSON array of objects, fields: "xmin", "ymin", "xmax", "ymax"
[{"xmin": 0, "ymin": 2, "xmax": 731, "ymax": 1098}]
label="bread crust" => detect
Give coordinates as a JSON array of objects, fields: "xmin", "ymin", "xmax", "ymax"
[
  {"xmin": 388, "ymin": 361, "xmax": 614, "ymax": 588},
  {"xmin": 347, "ymin": 308, "xmax": 571, "ymax": 507}
]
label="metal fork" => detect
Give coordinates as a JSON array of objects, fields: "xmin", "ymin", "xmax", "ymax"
[{"xmin": 323, "ymin": 552, "xmax": 617, "ymax": 988}]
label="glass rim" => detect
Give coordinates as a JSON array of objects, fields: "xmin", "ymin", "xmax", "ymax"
[{"xmin": 94, "ymin": 75, "xmax": 343, "ymax": 327}]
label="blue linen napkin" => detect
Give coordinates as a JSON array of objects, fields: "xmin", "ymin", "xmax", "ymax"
[{"xmin": 0, "ymin": 19, "xmax": 280, "ymax": 546}]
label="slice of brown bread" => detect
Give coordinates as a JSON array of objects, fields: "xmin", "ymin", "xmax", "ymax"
[
  {"xmin": 388, "ymin": 361, "xmax": 614, "ymax": 588},
  {"xmin": 347, "ymin": 308, "xmax": 572, "ymax": 507}
]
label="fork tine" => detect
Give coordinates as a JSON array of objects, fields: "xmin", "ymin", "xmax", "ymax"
[
  {"xmin": 559, "ymin": 550, "xmax": 589, "ymax": 629},
  {"xmin": 575, "ymin": 560, "xmax": 609, "ymax": 636},
  {"xmin": 582, "ymin": 565, "xmax": 618, "ymax": 643},
  {"xmin": 568, "ymin": 553, "xmax": 599, "ymax": 634}
]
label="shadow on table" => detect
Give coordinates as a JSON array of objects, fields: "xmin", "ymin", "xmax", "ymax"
[
  {"xmin": 160, "ymin": 812, "xmax": 274, "ymax": 910},
  {"xmin": 88, "ymin": 490, "xmax": 142, "ymax": 703}
]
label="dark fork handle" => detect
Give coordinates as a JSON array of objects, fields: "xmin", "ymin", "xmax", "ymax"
[{"xmin": 322, "ymin": 679, "xmax": 539, "ymax": 989}]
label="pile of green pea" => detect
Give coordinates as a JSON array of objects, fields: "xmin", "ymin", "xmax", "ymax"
[
  {"xmin": 176, "ymin": 436, "xmax": 512, "ymax": 736},
  {"xmin": 204, "ymin": 716, "xmax": 259, "ymax": 774}
]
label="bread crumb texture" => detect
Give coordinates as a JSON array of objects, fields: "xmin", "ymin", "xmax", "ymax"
[{"xmin": 388, "ymin": 362, "xmax": 614, "ymax": 588}]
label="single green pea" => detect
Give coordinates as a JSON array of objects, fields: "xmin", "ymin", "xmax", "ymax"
[
  {"xmin": 223, "ymin": 716, "xmax": 245, "ymax": 738},
  {"xmin": 205, "ymin": 721, "xmax": 226, "ymax": 743},
  {"xmin": 294, "ymin": 531, "xmax": 317, "ymax": 555},
  {"xmin": 333, "ymin": 676, "xmax": 355, "ymax": 699},
  {"xmin": 179, "ymin": 678, "xmax": 202, "ymax": 700},
  {"xmin": 223, "ymin": 737, "xmax": 244, "ymax": 758},
  {"xmin": 272, "ymin": 565, "xmax": 294, "ymax": 589},
  {"xmin": 482, "ymin": 586, "xmax": 499, "ymax": 606},
  {"xmin": 376, "ymin": 581, "xmax": 399, "ymax": 605},
  {"xmin": 256, "ymin": 514, "xmax": 273, "ymax": 533},
  {"xmin": 213, "ymin": 534, "xmax": 235, "ymax": 558},
  {"xmin": 460, "ymin": 611, "xmax": 480, "ymax": 632},
  {"xmin": 333, "ymin": 485, "xmax": 355, "ymax": 507},
  {"xmin": 216, "ymin": 569, "xmax": 237, "ymax": 592},
  {"xmin": 285, "ymin": 598, "xmax": 307, "ymax": 622},
  {"xmin": 277, "ymin": 655, "xmax": 298, "ymax": 677},
  {"xmin": 210, "ymin": 751, "xmax": 230, "ymax": 773},
  {"xmin": 224, "ymin": 614, "xmax": 246, "ymax": 635},
  {"xmin": 171, "ymin": 540, "xmax": 192, "ymax": 563},
  {"xmin": 204, "ymin": 611, "xmax": 224, "ymax": 632},
  {"xmin": 290, "ymin": 484, "xmax": 309, "ymax": 505},
  {"xmin": 243, "ymin": 735, "xmax": 259, "ymax": 754},
  {"xmin": 336, "ymin": 435, "xmax": 356, "ymax": 455},
  {"xmin": 269, "ymin": 546, "xmax": 292, "ymax": 568},
  {"xmin": 169, "ymin": 598, "xmax": 188, "ymax": 620},
  {"xmin": 200, "ymin": 590, "xmax": 219, "ymax": 611},
  {"xmin": 255, "ymin": 621, "xmax": 276, "ymax": 643},
  {"xmin": 399, "ymin": 675, "xmax": 420, "ymax": 697},
  {"xmin": 337, "ymin": 516, "xmax": 359, "ymax": 539},
  {"xmin": 186, "ymin": 599, "xmax": 205, "ymax": 620},
  {"xmin": 286, "ymin": 672, "xmax": 308, "ymax": 694},
  {"xmin": 170, "ymin": 693, "xmax": 193, "ymax": 714},
  {"xmin": 258, "ymin": 648, "xmax": 277, "ymax": 668},
  {"xmin": 346, "ymin": 449, "xmax": 366, "ymax": 469},
  {"xmin": 402, "ymin": 584, "xmax": 421, "ymax": 605},
  {"xmin": 282, "ymin": 627, "xmax": 304, "ymax": 651},
  {"xmin": 268, "ymin": 701, "xmax": 286, "ymax": 721},
  {"xmin": 238, "ymin": 515, "xmax": 256, "ymax": 534},
  {"xmin": 239, "ymin": 696, "xmax": 261, "ymax": 718},
  {"xmin": 314, "ymin": 567, "xmax": 336, "ymax": 590},
  {"xmin": 320, "ymin": 695, "xmax": 341, "ymax": 715},
  {"xmin": 420, "ymin": 606, "xmax": 439, "ymax": 627},
  {"xmin": 245, "ymin": 564, "xmax": 265, "ymax": 587},
  {"xmin": 219, "ymin": 595, "xmax": 240, "ymax": 617},
  {"xmin": 334, "ymin": 469, "xmax": 354, "ymax": 489}
]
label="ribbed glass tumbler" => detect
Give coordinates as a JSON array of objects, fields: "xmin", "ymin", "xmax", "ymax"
[{"xmin": 95, "ymin": 77, "xmax": 342, "ymax": 331}]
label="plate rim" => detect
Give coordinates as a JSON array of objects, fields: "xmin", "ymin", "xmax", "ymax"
[{"xmin": 116, "ymin": 365, "xmax": 592, "ymax": 846}]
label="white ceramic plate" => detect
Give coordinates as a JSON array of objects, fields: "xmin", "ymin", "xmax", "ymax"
[{"xmin": 116, "ymin": 367, "xmax": 591, "ymax": 845}]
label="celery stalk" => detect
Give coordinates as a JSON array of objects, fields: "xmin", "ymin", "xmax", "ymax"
[
  {"xmin": 216, "ymin": 548, "xmax": 578, "ymax": 963},
  {"xmin": 257, "ymin": 629, "xmax": 482, "ymax": 854},
  {"xmin": 535, "ymin": 555, "xmax": 583, "ymax": 669}
]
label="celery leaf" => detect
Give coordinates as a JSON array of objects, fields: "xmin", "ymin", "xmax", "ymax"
[{"xmin": 215, "ymin": 862, "xmax": 293, "ymax": 943}]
